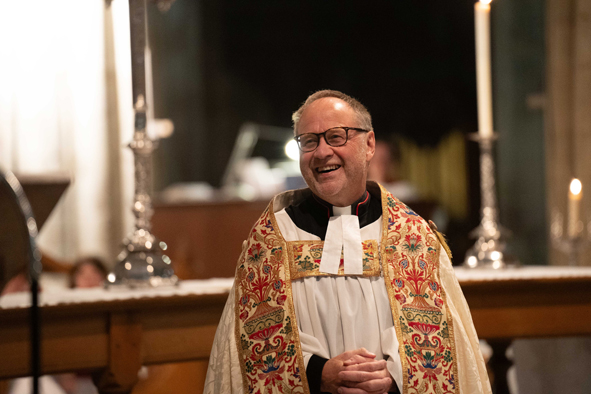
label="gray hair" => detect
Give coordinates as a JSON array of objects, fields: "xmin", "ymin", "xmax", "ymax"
[{"xmin": 292, "ymin": 90, "xmax": 373, "ymax": 133}]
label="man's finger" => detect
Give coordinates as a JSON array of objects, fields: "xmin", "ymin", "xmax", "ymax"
[
  {"xmin": 343, "ymin": 360, "xmax": 388, "ymax": 371},
  {"xmin": 352, "ymin": 377, "xmax": 393, "ymax": 393},
  {"xmin": 343, "ymin": 355, "xmax": 376, "ymax": 366},
  {"xmin": 341, "ymin": 347, "xmax": 376, "ymax": 361},
  {"xmin": 339, "ymin": 370, "xmax": 386, "ymax": 383}
]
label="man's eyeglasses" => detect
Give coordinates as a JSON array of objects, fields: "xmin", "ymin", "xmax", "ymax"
[{"xmin": 294, "ymin": 127, "xmax": 369, "ymax": 152}]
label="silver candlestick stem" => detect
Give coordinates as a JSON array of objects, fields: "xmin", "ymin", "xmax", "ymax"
[
  {"xmin": 108, "ymin": 0, "xmax": 177, "ymax": 287},
  {"xmin": 464, "ymin": 133, "xmax": 519, "ymax": 269}
]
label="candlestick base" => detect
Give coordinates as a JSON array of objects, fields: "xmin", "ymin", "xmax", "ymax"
[
  {"xmin": 551, "ymin": 211, "xmax": 587, "ymax": 266},
  {"xmin": 463, "ymin": 225, "xmax": 519, "ymax": 269},
  {"xmin": 108, "ymin": 229, "xmax": 178, "ymax": 288},
  {"xmin": 555, "ymin": 237, "xmax": 584, "ymax": 267}
]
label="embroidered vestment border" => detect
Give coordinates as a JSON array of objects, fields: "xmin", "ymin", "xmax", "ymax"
[
  {"xmin": 234, "ymin": 185, "xmax": 459, "ymax": 394},
  {"xmin": 235, "ymin": 203, "xmax": 309, "ymax": 394},
  {"xmin": 380, "ymin": 186, "xmax": 460, "ymax": 394},
  {"xmin": 288, "ymin": 239, "xmax": 379, "ymax": 279}
]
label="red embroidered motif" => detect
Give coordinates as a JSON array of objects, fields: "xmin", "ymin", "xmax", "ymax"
[
  {"xmin": 236, "ymin": 207, "xmax": 306, "ymax": 393},
  {"xmin": 382, "ymin": 191, "xmax": 459, "ymax": 394},
  {"xmin": 235, "ymin": 186, "xmax": 459, "ymax": 394}
]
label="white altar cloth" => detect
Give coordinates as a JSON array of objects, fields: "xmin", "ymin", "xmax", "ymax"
[
  {"xmin": 3, "ymin": 266, "xmax": 591, "ymax": 310},
  {"xmin": 454, "ymin": 265, "xmax": 591, "ymax": 282},
  {"xmin": 0, "ymin": 278, "xmax": 235, "ymax": 310}
]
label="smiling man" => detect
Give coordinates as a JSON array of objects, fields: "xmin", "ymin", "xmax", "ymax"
[
  {"xmin": 204, "ymin": 90, "xmax": 491, "ymax": 394},
  {"xmin": 294, "ymin": 94, "xmax": 374, "ymax": 207}
]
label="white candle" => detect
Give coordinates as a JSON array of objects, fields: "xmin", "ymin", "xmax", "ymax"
[
  {"xmin": 568, "ymin": 178, "xmax": 582, "ymax": 238},
  {"xmin": 475, "ymin": 0, "xmax": 494, "ymax": 138}
]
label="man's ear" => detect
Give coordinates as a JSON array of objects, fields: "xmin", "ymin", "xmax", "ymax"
[{"xmin": 366, "ymin": 131, "xmax": 376, "ymax": 162}]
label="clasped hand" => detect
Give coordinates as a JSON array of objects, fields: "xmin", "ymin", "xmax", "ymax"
[{"xmin": 320, "ymin": 348, "xmax": 395, "ymax": 394}]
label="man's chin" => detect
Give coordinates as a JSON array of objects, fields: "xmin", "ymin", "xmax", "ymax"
[{"xmin": 310, "ymin": 183, "xmax": 343, "ymax": 202}]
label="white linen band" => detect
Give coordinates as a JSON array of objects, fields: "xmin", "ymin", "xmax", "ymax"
[{"xmin": 319, "ymin": 208, "xmax": 363, "ymax": 275}]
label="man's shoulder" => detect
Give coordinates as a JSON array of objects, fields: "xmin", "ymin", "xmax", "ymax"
[{"xmin": 270, "ymin": 188, "xmax": 313, "ymax": 213}]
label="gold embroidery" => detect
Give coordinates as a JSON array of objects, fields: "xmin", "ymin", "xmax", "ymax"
[
  {"xmin": 235, "ymin": 184, "xmax": 459, "ymax": 394},
  {"xmin": 235, "ymin": 204, "xmax": 309, "ymax": 394},
  {"xmin": 379, "ymin": 183, "xmax": 460, "ymax": 394},
  {"xmin": 288, "ymin": 239, "xmax": 380, "ymax": 280},
  {"xmin": 379, "ymin": 187, "xmax": 410, "ymax": 394}
]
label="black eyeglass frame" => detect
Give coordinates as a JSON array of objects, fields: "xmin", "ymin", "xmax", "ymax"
[{"xmin": 294, "ymin": 127, "xmax": 369, "ymax": 152}]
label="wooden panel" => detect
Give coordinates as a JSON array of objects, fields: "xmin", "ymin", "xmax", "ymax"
[
  {"xmin": 0, "ymin": 309, "xmax": 108, "ymax": 378},
  {"xmin": 107, "ymin": 313, "xmax": 143, "ymax": 389},
  {"xmin": 0, "ymin": 380, "xmax": 9, "ymax": 394},
  {"xmin": 0, "ymin": 293, "xmax": 228, "ymax": 380},
  {"xmin": 471, "ymin": 304, "xmax": 591, "ymax": 338},
  {"xmin": 0, "ymin": 309, "xmax": 31, "ymax": 378},
  {"xmin": 140, "ymin": 304, "xmax": 223, "ymax": 364},
  {"xmin": 152, "ymin": 200, "xmax": 268, "ymax": 279},
  {"xmin": 131, "ymin": 361, "xmax": 209, "ymax": 394},
  {"xmin": 461, "ymin": 277, "xmax": 591, "ymax": 339},
  {"xmin": 42, "ymin": 314, "xmax": 108, "ymax": 373}
]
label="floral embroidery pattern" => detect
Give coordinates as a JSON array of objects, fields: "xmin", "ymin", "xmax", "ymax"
[
  {"xmin": 382, "ymin": 193, "xmax": 459, "ymax": 394},
  {"xmin": 235, "ymin": 186, "xmax": 458, "ymax": 394},
  {"xmin": 236, "ymin": 207, "xmax": 306, "ymax": 394},
  {"xmin": 288, "ymin": 240, "xmax": 379, "ymax": 280}
]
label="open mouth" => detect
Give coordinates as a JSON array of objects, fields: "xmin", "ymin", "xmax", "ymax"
[{"xmin": 316, "ymin": 165, "xmax": 341, "ymax": 174}]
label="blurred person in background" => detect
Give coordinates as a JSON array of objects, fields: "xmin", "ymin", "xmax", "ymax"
[
  {"xmin": 68, "ymin": 257, "xmax": 107, "ymax": 289},
  {"xmin": 367, "ymin": 139, "xmax": 419, "ymax": 204},
  {"xmin": 1, "ymin": 268, "xmax": 29, "ymax": 296}
]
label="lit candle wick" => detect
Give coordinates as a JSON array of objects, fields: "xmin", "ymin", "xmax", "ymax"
[{"xmin": 570, "ymin": 178, "xmax": 582, "ymax": 196}]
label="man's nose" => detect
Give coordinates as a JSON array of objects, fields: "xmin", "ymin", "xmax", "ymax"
[{"xmin": 313, "ymin": 136, "xmax": 333, "ymax": 159}]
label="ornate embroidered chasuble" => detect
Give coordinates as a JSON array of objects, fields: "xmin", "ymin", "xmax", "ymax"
[{"xmin": 235, "ymin": 185, "xmax": 459, "ymax": 394}]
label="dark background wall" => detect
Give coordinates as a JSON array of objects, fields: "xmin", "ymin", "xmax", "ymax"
[
  {"xmin": 493, "ymin": 0, "xmax": 547, "ymax": 265},
  {"xmin": 148, "ymin": 1, "xmax": 479, "ymax": 186},
  {"xmin": 146, "ymin": 0, "xmax": 546, "ymax": 265}
]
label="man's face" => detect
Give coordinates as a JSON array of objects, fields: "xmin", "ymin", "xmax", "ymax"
[
  {"xmin": 75, "ymin": 263, "xmax": 105, "ymax": 288},
  {"xmin": 296, "ymin": 97, "xmax": 375, "ymax": 207}
]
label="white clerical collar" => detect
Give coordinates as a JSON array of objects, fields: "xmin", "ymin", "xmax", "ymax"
[
  {"xmin": 332, "ymin": 205, "xmax": 351, "ymax": 216},
  {"xmin": 319, "ymin": 204, "xmax": 363, "ymax": 275}
]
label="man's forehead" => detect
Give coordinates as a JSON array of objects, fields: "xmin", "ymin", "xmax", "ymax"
[
  {"xmin": 297, "ymin": 97, "xmax": 356, "ymax": 132},
  {"xmin": 330, "ymin": 100, "xmax": 348, "ymax": 111},
  {"xmin": 305, "ymin": 97, "xmax": 350, "ymax": 113}
]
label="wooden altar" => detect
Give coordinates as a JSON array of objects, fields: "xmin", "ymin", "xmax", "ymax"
[
  {"xmin": 0, "ymin": 281, "xmax": 232, "ymax": 394},
  {"xmin": 1, "ymin": 267, "xmax": 591, "ymax": 394}
]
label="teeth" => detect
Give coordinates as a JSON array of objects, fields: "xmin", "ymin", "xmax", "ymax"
[{"xmin": 318, "ymin": 165, "xmax": 340, "ymax": 173}]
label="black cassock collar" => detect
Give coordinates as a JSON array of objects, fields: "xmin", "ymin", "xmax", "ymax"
[{"xmin": 285, "ymin": 190, "xmax": 382, "ymax": 240}]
